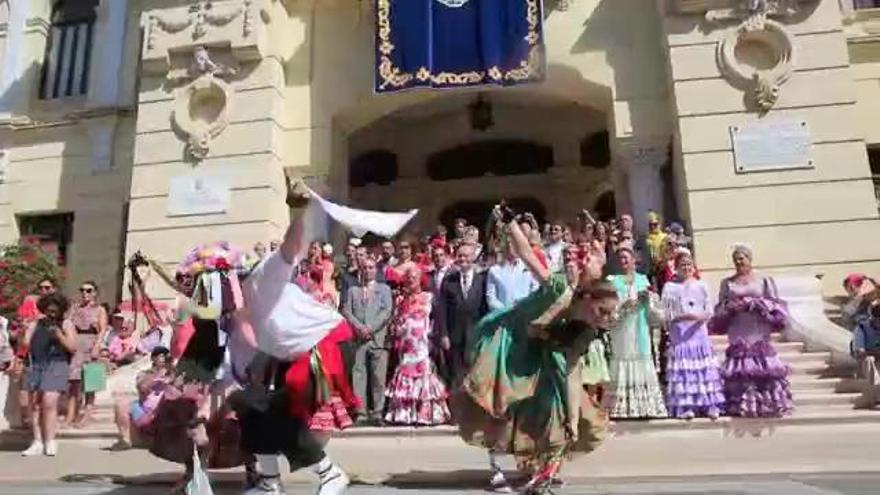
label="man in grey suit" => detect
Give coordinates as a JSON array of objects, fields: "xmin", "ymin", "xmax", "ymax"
[{"xmin": 342, "ymin": 257, "xmax": 393, "ymax": 425}]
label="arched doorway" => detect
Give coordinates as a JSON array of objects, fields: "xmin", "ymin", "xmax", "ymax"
[{"xmin": 344, "ymin": 90, "xmax": 614, "ymax": 233}]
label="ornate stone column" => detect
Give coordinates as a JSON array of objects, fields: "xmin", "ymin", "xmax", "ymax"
[
  {"xmin": 615, "ymin": 138, "xmax": 670, "ymax": 235},
  {"xmin": 0, "ymin": 0, "xmax": 29, "ymax": 116}
]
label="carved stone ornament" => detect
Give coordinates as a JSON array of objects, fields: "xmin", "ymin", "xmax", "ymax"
[
  {"xmin": 148, "ymin": 0, "xmax": 247, "ymax": 47},
  {"xmin": 171, "ymin": 47, "xmax": 237, "ymax": 161},
  {"xmin": 717, "ymin": 17, "xmax": 795, "ymax": 112},
  {"xmin": 707, "ymin": 1, "xmax": 811, "ymax": 112},
  {"xmin": 142, "ymin": 0, "xmax": 263, "ymax": 75}
]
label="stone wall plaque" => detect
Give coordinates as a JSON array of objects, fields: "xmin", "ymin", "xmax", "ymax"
[
  {"xmin": 729, "ymin": 119, "xmax": 813, "ymax": 173},
  {"xmin": 167, "ymin": 174, "xmax": 231, "ymax": 216}
]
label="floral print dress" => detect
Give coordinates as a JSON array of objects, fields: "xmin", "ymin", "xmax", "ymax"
[{"xmin": 384, "ymin": 291, "xmax": 450, "ymax": 426}]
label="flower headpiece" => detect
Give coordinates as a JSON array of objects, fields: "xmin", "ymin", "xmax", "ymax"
[{"xmin": 177, "ymin": 241, "xmax": 244, "ymax": 277}]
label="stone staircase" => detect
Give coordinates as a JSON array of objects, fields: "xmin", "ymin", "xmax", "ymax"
[
  {"xmin": 5, "ymin": 330, "xmax": 879, "ymax": 446},
  {"xmin": 709, "ymin": 333, "xmax": 869, "ymax": 419}
]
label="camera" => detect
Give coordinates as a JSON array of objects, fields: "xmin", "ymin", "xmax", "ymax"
[{"xmin": 127, "ymin": 251, "xmax": 149, "ymax": 270}]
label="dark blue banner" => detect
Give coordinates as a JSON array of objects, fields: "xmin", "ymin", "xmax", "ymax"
[{"xmin": 375, "ymin": 0, "xmax": 545, "ymax": 93}]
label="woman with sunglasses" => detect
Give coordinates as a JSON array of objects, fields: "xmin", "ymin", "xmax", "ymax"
[
  {"xmin": 455, "ymin": 206, "xmax": 618, "ymax": 495},
  {"xmin": 64, "ymin": 281, "xmax": 108, "ymax": 428}
]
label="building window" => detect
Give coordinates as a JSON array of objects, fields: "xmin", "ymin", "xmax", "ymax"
[
  {"xmin": 593, "ymin": 191, "xmax": 617, "ymax": 221},
  {"xmin": 854, "ymin": 0, "xmax": 880, "ymax": 9},
  {"xmin": 39, "ymin": 0, "xmax": 98, "ymax": 100},
  {"xmin": 350, "ymin": 150, "xmax": 399, "ymax": 187},
  {"xmin": 18, "ymin": 213, "xmax": 74, "ymax": 266},
  {"xmin": 427, "ymin": 140, "xmax": 554, "ymax": 181},
  {"xmin": 869, "ymin": 147, "xmax": 880, "ymax": 209},
  {"xmin": 580, "ymin": 131, "xmax": 611, "ymax": 169}
]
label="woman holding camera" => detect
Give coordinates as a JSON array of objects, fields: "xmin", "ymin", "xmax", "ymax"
[{"xmin": 21, "ymin": 293, "xmax": 77, "ymax": 457}]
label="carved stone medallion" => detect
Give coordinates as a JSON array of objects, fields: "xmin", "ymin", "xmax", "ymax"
[{"xmin": 171, "ymin": 47, "xmax": 237, "ymax": 161}]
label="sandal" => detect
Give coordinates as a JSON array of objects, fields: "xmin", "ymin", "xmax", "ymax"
[{"xmin": 108, "ymin": 439, "xmax": 132, "ymax": 452}]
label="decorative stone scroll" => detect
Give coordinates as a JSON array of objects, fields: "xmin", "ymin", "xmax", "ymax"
[
  {"xmin": 142, "ymin": 0, "xmax": 264, "ymax": 75},
  {"xmin": 171, "ymin": 47, "xmax": 238, "ymax": 161},
  {"xmin": 674, "ymin": 1, "xmax": 814, "ymax": 112}
]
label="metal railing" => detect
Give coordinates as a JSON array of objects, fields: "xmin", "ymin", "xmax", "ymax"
[{"xmin": 39, "ymin": 19, "xmax": 94, "ymax": 100}]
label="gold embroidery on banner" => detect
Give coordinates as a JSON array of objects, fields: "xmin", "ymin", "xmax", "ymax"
[{"xmin": 376, "ymin": 0, "xmax": 542, "ymax": 90}]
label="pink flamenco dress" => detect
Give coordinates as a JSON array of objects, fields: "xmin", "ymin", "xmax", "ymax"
[
  {"xmin": 384, "ymin": 291, "xmax": 451, "ymax": 426},
  {"xmin": 304, "ymin": 285, "xmax": 355, "ymax": 433},
  {"xmin": 710, "ymin": 275, "xmax": 793, "ymax": 418}
]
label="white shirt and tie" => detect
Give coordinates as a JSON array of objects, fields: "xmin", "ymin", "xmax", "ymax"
[{"xmin": 460, "ymin": 268, "xmax": 475, "ymax": 296}]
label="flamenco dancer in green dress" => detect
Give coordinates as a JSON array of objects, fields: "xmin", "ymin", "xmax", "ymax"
[{"xmin": 454, "ymin": 205, "xmax": 619, "ymax": 494}]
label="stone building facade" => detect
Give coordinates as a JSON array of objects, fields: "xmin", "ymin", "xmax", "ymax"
[{"xmin": 0, "ymin": 0, "xmax": 879, "ymax": 302}]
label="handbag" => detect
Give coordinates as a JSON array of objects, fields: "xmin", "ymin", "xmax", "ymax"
[
  {"xmin": 206, "ymin": 412, "xmax": 252, "ymax": 469},
  {"xmin": 186, "ymin": 446, "xmax": 214, "ymax": 495},
  {"xmin": 82, "ymin": 362, "xmax": 107, "ymax": 393}
]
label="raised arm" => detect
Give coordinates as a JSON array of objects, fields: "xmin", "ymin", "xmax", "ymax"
[
  {"xmin": 507, "ymin": 218, "xmax": 551, "ymax": 285},
  {"xmin": 279, "ymin": 180, "xmax": 310, "ymax": 265},
  {"xmin": 56, "ymin": 320, "xmax": 78, "ymax": 354}
]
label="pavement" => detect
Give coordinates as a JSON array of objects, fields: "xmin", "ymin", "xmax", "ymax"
[
  {"xmin": 0, "ymin": 473, "xmax": 879, "ymax": 495},
  {"xmin": 0, "ymin": 422, "xmax": 879, "ymax": 491}
]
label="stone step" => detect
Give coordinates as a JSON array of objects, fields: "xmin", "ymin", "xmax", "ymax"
[
  {"xmin": 709, "ymin": 334, "xmax": 783, "ymax": 345},
  {"xmin": 11, "ymin": 402, "xmax": 874, "ymax": 444},
  {"xmin": 788, "ymin": 375, "xmax": 864, "ymax": 393},
  {"xmin": 789, "ymin": 359, "xmax": 833, "ymax": 375},
  {"xmin": 794, "ymin": 391, "xmax": 861, "ymax": 407},
  {"xmin": 610, "ymin": 408, "xmax": 880, "ymax": 434},
  {"xmin": 776, "ymin": 351, "xmax": 831, "ymax": 363},
  {"xmin": 709, "ymin": 341, "xmax": 803, "ymax": 353}
]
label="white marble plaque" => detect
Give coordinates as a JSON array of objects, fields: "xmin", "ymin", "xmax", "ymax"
[
  {"xmin": 167, "ymin": 174, "xmax": 231, "ymax": 216},
  {"xmin": 730, "ymin": 119, "xmax": 813, "ymax": 173}
]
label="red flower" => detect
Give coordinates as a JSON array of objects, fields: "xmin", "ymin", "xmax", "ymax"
[{"xmin": 214, "ymin": 257, "xmax": 231, "ymax": 271}]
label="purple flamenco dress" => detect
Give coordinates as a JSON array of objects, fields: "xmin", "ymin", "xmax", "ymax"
[
  {"xmin": 661, "ymin": 279, "xmax": 725, "ymax": 418},
  {"xmin": 711, "ymin": 276, "xmax": 793, "ymax": 418}
]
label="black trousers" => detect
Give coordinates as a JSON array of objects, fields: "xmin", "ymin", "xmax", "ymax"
[{"xmin": 229, "ymin": 362, "xmax": 325, "ymax": 471}]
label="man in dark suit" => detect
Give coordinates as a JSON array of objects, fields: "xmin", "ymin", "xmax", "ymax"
[
  {"xmin": 436, "ymin": 242, "xmax": 488, "ymax": 387},
  {"xmin": 428, "ymin": 243, "xmax": 454, "ymax": 298}
]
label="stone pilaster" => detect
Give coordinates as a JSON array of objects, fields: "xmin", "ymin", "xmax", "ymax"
[
  {"xmin": 614, "ymin": 137, "xmax": 670, "ymax": 236},
  {"xmin": 128, "ymin": 0, "xmax": 288, "ymax": 300},
  {"xmin": 85, "ymin": 115, "xmax": 118, "ymax": 173},
  {"xmin": 0, "ymin": 0, "xmax": 29, "ymax": 116},
  {"xmin": 87, "ymin": 0, "xmax": 129, "ymax": 108}
]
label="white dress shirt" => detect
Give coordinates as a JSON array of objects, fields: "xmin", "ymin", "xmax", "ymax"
[{"xmin": 486, "ymin": 259, "xmax": 539, "ymax": 311}]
